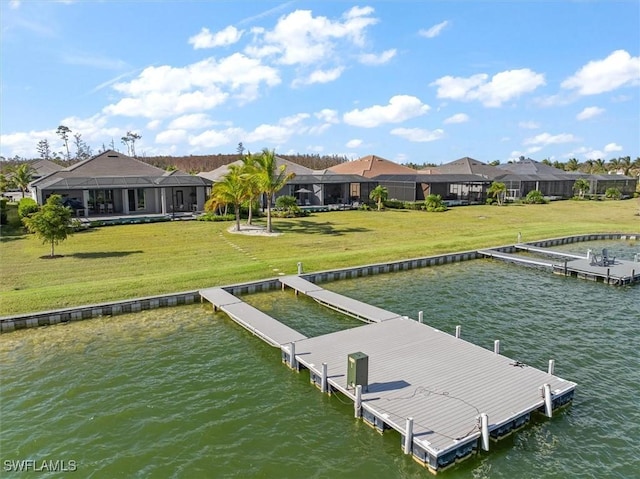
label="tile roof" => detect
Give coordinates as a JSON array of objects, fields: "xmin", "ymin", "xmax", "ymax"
[{"xmin": 328, "ymin": 155, "xmax": 417, "ymax": 178}]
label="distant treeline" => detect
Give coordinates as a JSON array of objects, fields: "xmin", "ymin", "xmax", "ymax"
[
  {"xmin": 141, "ymin": 153, "xmax": 350, "ymax": 173},
  {"xmin": 0, "ymin": 153, "xmax": 350, "ymax": 174}
]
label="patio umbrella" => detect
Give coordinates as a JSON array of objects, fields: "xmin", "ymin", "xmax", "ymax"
[{"xmin": 295, "ymin": 188, "xmax": 312, "ymax": 205}]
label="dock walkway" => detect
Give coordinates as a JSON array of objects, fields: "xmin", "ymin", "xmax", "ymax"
[
  {"xmin": 513, "ymin": 244, "xmax": 586, "ymax": 259},
  {"xmin": 477, "ymin": 249, "xmax": 556, "ymax": 268},
  {"xmin": 199, "ymin": 287, "xmax": 306, "ymax": 347},
  {"xmin": 279, "ymin": 275, "xmax": 402, "ymax": 323}
]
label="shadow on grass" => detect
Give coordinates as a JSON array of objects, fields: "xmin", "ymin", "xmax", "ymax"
[
  {"xmin": 276, "ymin": 220, "xmax": 370, "ymax": 235},
  {"xmin": 67, "ymin": 250, "xmax": 144, "ymax": 259}
]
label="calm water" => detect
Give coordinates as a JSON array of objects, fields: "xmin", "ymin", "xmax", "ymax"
[{"xmin": 1, "ymin": 240, "xmax": 638, "ymax": 478}]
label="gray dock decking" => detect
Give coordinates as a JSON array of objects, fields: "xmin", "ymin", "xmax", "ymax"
[
  {"xmin": 200, "ymin": 281, "xmax": 577, "ymax": 472},
  {"xmin": 294, "ymin": 317, "xmax": 576, "ymax": 470},
  {"xmin": 479, "ymin": 245, "xmax": 640, "ymax": 285},
  {"xmin": 199, "ymin": 287, "xmax": 307, "ymax": 346},
  {"xmin": 279, "ymin": 275, "xmax": 403, "ymax": 323}
]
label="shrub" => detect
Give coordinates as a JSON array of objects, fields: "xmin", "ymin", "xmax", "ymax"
[
  {"xmin": 275, "ymin": 195, "xmax": 298, "ymax": 210},
  {"xmin": 486, "ymin": 197, "xmax": 496, "ymax": 205},
  {"xmin": 383, "ymin": 199, "xmax": 405, "ymax": 209},
  {"xmin": 424, "ymin": 194, "xmax": 448, "ymax": 212},
  {"xmin": 18, "ymin": 197, "xmax": 39, "ymax": 219},
  {"xmin": 523, "ymin": 190, "xmax": 547, "ymax": 204},
  {"xmin": 605, "ymin": 187, "xmax": 622, "ymax": 200},
  {"xmin": 196, "ymin": 213, "xmax": 235, "ymax": 222}
]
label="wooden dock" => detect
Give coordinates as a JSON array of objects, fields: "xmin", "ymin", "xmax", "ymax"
[
  {"xmin": 279, "ymin": 275, "xmax": 403, "ymax": 323},
  {"xmin": 477, "ymin": 249, "xmax": 556, "ymax": 268},
  {"xmin": 200, "ymin": 282, "xmax": 577, "ymax": 473},
  {"xmin": 512, "ymin": 244, "xmax": 586, "ymax": 259}
]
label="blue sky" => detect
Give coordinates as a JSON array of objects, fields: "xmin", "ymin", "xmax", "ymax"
[{"xmin": 1, "ymin": 0, "xmax": 638, "ymax": 165}]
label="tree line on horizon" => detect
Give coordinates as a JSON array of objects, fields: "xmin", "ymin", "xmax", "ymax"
[{"xmin": 0, "ymin": 125, "xmax": 639, "ymax": 177}]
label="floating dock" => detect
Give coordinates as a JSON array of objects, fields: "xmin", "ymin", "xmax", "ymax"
[
  {"xmin": 279, "ymin": 275, "xmax": 403, "ymax": 323},
  {"xmin": 478, "ymin": 244, "xmax": 640, "ymax": 286},
  {"xmin": 200, "ymin": 281, "xmax": 577, "ymax": 473}
]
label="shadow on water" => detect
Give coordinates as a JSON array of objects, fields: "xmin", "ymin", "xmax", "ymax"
[
  {"xmin": 67, "ymin": 250, "xmax": 144, "ymax": 259},
  {"xmin": 276, "ymin": 220, "xmax": 370, "ymax": 235}
]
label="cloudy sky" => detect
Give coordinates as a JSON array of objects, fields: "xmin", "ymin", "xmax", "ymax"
[{"xmin": 1, "ymin": 0, "xmax": 638, "ymax": 164}]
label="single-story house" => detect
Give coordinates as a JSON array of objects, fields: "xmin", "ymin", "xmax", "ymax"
[
  {"xmin": 199, "ymin": 157, "xmax": 376, "ymax": 207},
  {"xmin": 30, "ymin": 150, "xmax": 212, "ymax": 216}
]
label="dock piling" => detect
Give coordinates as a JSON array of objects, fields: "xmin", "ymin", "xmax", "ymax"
[
  {"xmin": 354, "ymin": 385, "xmax": 362, "ymax": 418},
  {"xmin": 543, "ymin": 384, "xmax": 553, "ymax": 418},
  {"xmin": 418, "ymin": 311, "xmax": 423, "ymax": 323},
  {"xmin": 455, "ymin": 325, "xmax": 461, "ymax": 338},
  {"xmin": 321, "ymin": 362, "xmax": 328, "ymax": 393},
  {"xmin": 548, "ymin": 359, "xmax": 555, "ymax": 375},
  {"xmin": 297, "ymin": 262, "xmax": 303, "ymax": 275},
  {"xmin": 404, "ymin": 417, "xmax": 414, "ymax": 454},
  {"xmin": 289, "ymin": 342, "xmax": 297, "ymax": 370},
  {"xmin": 480, "ymin": 413, "xmax": 490, "ymax": 451},
  {"xmin": 494, "ymin": 339, "xmax": 500, "ymax": 354}
]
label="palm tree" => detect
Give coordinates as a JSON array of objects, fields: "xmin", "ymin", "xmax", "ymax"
[
  {"xmin": 240, "ymin": 153, "xmax": 261, "ymax": 226},
  {"xmin": 11, "ymin": 163, "xmax": 35, "ymax": 198},
  {"xmin": 573, "ymin": 178, "xmax": 590, "ymax": 199},
  {"xmin": 254, "ymin": 148, "xmax": 295, "ymax": 233},
  {"xmin": 487, "ymin": 181, "xmax": 507, "ymax": 206},
  {"xmin": 205, "ymin": 165, "xmax": 248, "ymax": 232},
  {"xmin": 369, "ymin": 185, "xmax": 388, "ymax": 211},
  {"xmin": 565, "ymin": 158, "xmax": 579, "ymax": 171},
  {"xmin": 425, "ymin": 193, "xmax": 446, "ymax": 212}
]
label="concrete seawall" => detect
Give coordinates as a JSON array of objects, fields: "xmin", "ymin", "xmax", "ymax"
[{"xmin": 1, "ymin": 233, "xmax": 636, "ymax": 334}]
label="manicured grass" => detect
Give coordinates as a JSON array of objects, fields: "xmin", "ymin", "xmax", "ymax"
[{"xmin": 1, "ymin": 200, "xmax": 638, "ymax": 315}]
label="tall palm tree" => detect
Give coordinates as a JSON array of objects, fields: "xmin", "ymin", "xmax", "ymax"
[
  {"xmin": 487, "ymin": 181, "xmax": 507, "ymax": 206},
  {"xmin": 254, "ymin": 148, "xmax": 295, "ymax": 233},
  {"xmin": 240, "ymin": 153, "xmax": 261, "ymax": 226},
  {"xmin": 369, "ymin": 185, "xmax": 388, "ymax": 211},
  {"xmin": 205, "ymin": 165, "xmax": 248, "ymax": 232},
  {"xmin": 11, "ymin": 163, "xmax": 35, "ymax": 198}
]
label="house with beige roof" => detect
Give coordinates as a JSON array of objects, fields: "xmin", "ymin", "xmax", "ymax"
[
  {"xmin": 30, "ymin": 150, "xmax": 211, "ymax": 216},
  {"xmin": 199, "ymin": 156, "xmax": 376, "ymax": 207}
]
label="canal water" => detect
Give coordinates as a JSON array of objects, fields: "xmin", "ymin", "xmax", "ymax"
[{"xmin": 1, "ymin": 240, "xmax": 638, "ymax": 478}]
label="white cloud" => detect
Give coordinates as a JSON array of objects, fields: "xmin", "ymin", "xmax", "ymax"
[
  {"xmin": 359, "ymin": 49, "xmax": 396, "ymax": 65},
  {"xmin": 518, "ymin": 121, "xmax": 540, "ymax": 129},
  {"xmin": 576, "ymin": 106, "xmax": 605, "ymax": 121},
  {"xmin": 9, "ymin": 0, "xmax": 20, "ymax": 9},
  {"xmin": 190, "ymin": 128, "xmax": 245, "ymax": 149},
  {"xmin": 346, "ymin": 139, "xmax": 363, "ymax": 148},
  {"xmin": 523, "ymin": 132, "xmax": 578, "ymax": 146},
  {"xmin": 561, "ymin": 50, "xmax": 640, "ymax": 95},
  {"xmin": 604, "ymin": 142, "xmax": 623, "ymax": 153},
  {"xmin": 443, "ymin": 113, "xmax": 469, "ymax": 124},
  {"xmin": 189, "ymin": 26, "xmax": 243, "ymax": 49},
  {"xmin": 247, "ymin": 6, "xmax": 378, "ymax": 66},
  {"xmin": 293, "ymin": 67, "xmax": 344, "ymax": 87},
  {"xmin": 156, "ymin": 129, "xmax": 188, "ymax": 144},
  {"xmin": 391, "ymin": 128, "xmax": 444, "ymax": 142},
  {"xmin": 147, "ymin": 120, "xmax": 162, "ymax": 130},
  {"xmin": 526, "ymin": 146, "xmax": 543, "ymax": 154},
  {"xmin": 103, "ymin": 53, "xmax": 280, "ymax": 118},
  {"xmin": 168, "ymin": 113, "xmax": 215, "ymax": 130},
  {"xmin": 419, "ymin": 20, "xmax": 450, "ymax": 39},
  {"xmin": 431, "ymin": 69, "xmax": 546, "ymax": 107},
  {"xmin": 343, "ymin": 95, "xmax": 430, "ymax": 128},
  {"xmin": 314, "ymin": 109, "xmax": 339, "ymax": 123}
]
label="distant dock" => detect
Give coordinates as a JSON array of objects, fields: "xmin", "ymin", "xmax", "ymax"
[
  {"xmin": 478, "ymin": 243, "xmax": 640, "ymax": 286},
  {"xmin": 200, "ymin": 280, "xmax": 577, "ymax": 473}
]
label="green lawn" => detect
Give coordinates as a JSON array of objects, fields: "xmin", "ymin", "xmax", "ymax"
[{"xmin": 1, "ymin": 200, "xmax": 638, "ymax": 315}]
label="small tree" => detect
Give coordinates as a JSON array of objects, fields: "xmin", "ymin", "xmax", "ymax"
[
  {"xmin": 523, "ymin": 190, "xmax": 546, "ymax": 204},
  {"xmin": 23, "ymin": 194, "xmax": 75, "ymax": 258},
  {"xmin": 18, "ymin": 197, "xmax": 39, "ymax": 219},
  {"xmin": 605, "ymin": 187, "xmax": 622, "ymax": 200},
  {"xmin": 254, "ymin": 148, "xmax": 295, "ymax": 233},
  {"xmin": 369, "ymin": 185, "xmax": 388, "ymax": 211},
  {"xmin": 573, "ymin": 178, "xmax": 590, "ymax": 199},
  {"xmin": 424, "ymin": 194, "xmax": 447, "ymax": 212},
  {"xmin": 37, "ymin": 139, "xmax": 52, "ymax": 160},
  {"xmin": 487, "ymin": 181, "xmax": 507, "ymax": 206},
  {"xmin": 10, "ymin": 163, "xmax": 35, "ymax": 198}
]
